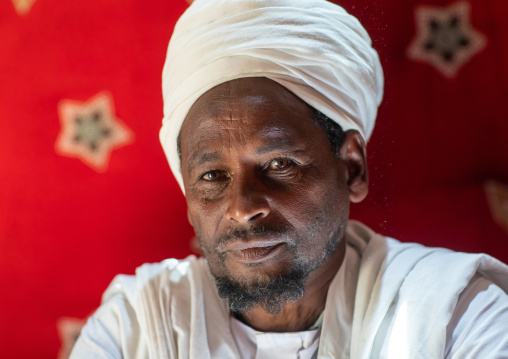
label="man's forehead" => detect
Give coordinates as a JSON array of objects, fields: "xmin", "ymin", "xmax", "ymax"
[
  {"xmin": 187, "ymin": 78, "xmax": 310, "ymax": 114},
  {"xmin": 180, "ymin": 78, "xmax": 314, "ymax": 143},
  {"xmin": 179, "ymin": 80, "xmax": 322, "ymax": 170},
  {"xmin": 182, "ymin": 117, "xmax": 307, "ymax": 156}
]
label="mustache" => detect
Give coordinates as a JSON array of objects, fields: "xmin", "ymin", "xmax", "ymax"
[{"xmin": 216, "ymin": 224, "xmax": 291, "ymax": 250}]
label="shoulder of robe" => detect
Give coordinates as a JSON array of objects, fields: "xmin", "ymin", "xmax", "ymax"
[
  {"xmin": 344, "ymin": 220, "xmax": 508, "ymax": 358},
  {"xmin": 347, "ymin": 219, "xmax": 508, "ymax": 293}
]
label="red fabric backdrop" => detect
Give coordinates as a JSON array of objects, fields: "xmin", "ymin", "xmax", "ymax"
[{"xmin": 1, "ymin": 0, "xmax": 507, "ymax": 357}]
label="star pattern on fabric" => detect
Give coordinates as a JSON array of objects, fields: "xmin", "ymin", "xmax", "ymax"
[
  {"xmin": 55, "ymin": 92, "xmax": 134, "ymax": 172},
  {"xmin": 56, "ymin": 317, "xmax": 86, "ymax": 359},
  {"xmin": 11, "ymin": 0, "xmax": 36, "ymax": 15},
  {"xmin": 407, "ymin": 1, "xmax": 486, "ymax": 78},
  {"xmin": 485, "ymin": 181, "xmax": 508, "ymax": 235}
]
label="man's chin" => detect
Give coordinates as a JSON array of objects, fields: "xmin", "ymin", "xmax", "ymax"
[{"xmin": 210, "ymin": 263, "xmax": 309, "ymax": 314}]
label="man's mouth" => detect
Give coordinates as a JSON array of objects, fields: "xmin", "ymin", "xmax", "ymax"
[{"xmin": 226, "ymin": 240, "xmax": 286, "ymax": 263}]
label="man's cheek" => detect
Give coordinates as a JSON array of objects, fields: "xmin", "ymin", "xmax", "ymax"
[
  {"xmin": 188, "ymin": 203, "xmax": 210, "ymax": 232},
  {"xmin": 280, "ymin": 190, "xmax": 327, "ymax": 223}
]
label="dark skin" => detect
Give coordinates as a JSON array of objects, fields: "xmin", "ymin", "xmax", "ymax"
[{"xmin": 180, "ymin": 77, "xmax": 368, "ymax": 332}]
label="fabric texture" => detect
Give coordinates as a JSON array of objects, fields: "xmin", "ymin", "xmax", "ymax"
[
  {"xmin": 159, "ymin": 0, "xmax": 384, "ymax": 191},
  {"xmin": 70, "ymin": 221, "xmax": 508, "ymax": 358},
  {"xmin": 230, "ymin": 317, "xmax": 321, "ymax": 359}
]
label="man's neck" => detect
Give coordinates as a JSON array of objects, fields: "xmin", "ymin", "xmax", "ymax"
[{"xmin": 234, "ymin": 240, "xmax": 346, "ymax": 332}]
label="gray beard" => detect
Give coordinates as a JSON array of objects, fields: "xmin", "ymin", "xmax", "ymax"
[
  {"xmin": 212, "ymin": 262, "xmax": 307, "ymax": 315},
  {"xmin": 209, "ymin": 233, "xmax": 340, "ymax": 315}
]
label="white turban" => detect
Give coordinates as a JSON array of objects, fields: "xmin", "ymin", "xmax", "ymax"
[{"xmin": 160, "ymin": 0, "xmax": 384, "ymax": 191}]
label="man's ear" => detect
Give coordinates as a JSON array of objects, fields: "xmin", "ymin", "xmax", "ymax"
[{"xmin": 339, "ymin": 130, "xmax": 369, "ymax": 203}]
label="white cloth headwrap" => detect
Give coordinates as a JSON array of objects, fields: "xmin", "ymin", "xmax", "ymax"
[{"xmin": 160, "ymin": 0, "xmax": 384, "ymax": 191}]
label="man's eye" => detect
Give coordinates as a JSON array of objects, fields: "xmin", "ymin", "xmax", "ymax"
[
  {"xmin": 201, "ymin": 170, "xmax": 223, "ymax": 181},
  {"xmin": 269, "ymin": 158, "xmax": 291, "ymax": 170}
]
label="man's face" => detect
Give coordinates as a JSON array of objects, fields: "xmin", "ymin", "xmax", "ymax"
[{"xmin": 180, "ymin": 78, "xmax": 352, "ymax": 312}]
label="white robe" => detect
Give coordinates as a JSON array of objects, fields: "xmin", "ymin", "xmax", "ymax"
[{"xmin": 71, "ymin": 221, "xmax": 508, "ymax": 358}]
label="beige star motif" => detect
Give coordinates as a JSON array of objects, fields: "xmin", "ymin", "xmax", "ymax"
[
  {"xmin": 56, "ymin": 317, "xmax": 86, "ymax": 359},
  {"xmin": 12, "ymin": 0, "xmax": 37, "ymax": 15},
  {"xmin": 485, "ymin": 180, "xmax": 508, "ymax": 235},
  {"xmin": 407, "ymin": 1, "xmax": 486, "ymax": 78},
  {"xmin": 55, "ymin": 92, "xmax": 134, "ymax": 172}
]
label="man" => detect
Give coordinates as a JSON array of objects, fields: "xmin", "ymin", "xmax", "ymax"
[{"xmin": 71, "ymin": 0, "xmax": 508, "ymax": 358}]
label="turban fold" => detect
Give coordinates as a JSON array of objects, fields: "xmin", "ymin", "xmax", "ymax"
[{"xmin": 160, "ymin": 0, "xmax": 384, "ymax": 191}]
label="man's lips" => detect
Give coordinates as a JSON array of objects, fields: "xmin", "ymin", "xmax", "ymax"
[
  {"xmin": 226, "ymin": 239, "xmax": 285, "ymax": 251},
  {"xmin": 225, "ymin": 240, "xmax": 286, "ymax": 263}
]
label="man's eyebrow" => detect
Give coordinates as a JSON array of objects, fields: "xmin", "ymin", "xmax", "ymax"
[
  {"xmin": 255, "ymin": 138, "xmax": 303, "ymax": 155},
  {"xmin": 186, "ymin": 139, "xmax": 305, "ymax": 172},
  {"xmin": 187, "ymin": 151, "xmax": 222, "ymax": 173}
]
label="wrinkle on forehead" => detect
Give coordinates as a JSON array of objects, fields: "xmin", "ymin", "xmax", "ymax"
[
  {"xmin": 180, "ymin": 78, "xmax": 315, "ymax": 167},
  {"xmin": 191, "ymin": 78, "xmax": 311, "ymax": 116}
]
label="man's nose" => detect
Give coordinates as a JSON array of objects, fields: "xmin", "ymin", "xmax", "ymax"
[{"xmin": 225, "ymin": 175, "xmax": 270, "ymax": 223}]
